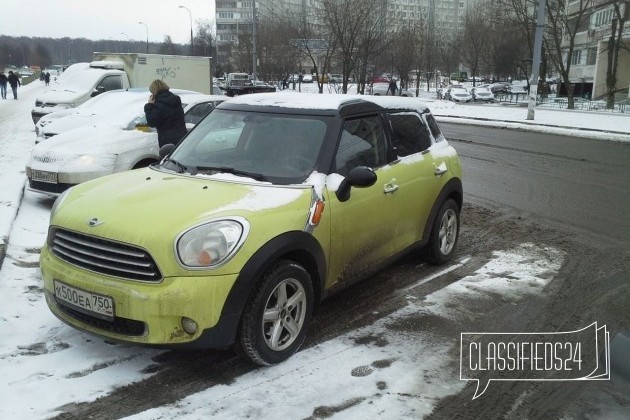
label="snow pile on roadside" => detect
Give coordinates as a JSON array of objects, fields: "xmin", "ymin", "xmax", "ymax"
[{"xmin": 421, "ymin": 243, "xmax": 564, "ymax": 320}]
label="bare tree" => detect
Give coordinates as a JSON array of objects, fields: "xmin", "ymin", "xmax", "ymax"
[
  {"xmin": 435, "ymin": 29, "xmax": 460, "ymax": 81},
  {"xmin": 353, "ymin": 2, "xmax": 389, "ymax": 94},
  {"xmin": 159, "ymin": 36, "xmax": 183, "ymax": 55},
  {"xmin": 321, "ymin": 0, "xmax": 377, "ymax": 93},
  {"xmin": 193, "ymin": 21, "xmax": 215, "ymax": 57},
  {"xmin": 390, "ymin": 24, "xmax": 421, "ymax": 93},
  {"xmin": 287, "ymin": 9, "xmax": 338, "ymax": 93},
  {"xmin": 488, "ymin": 0, "xmax": 535, "ymax": 81},
  {"xmin": 545, "ymin": 0, "xmax": 593, "ymax": 109},
  {"xmin": 458, "ymin": 3, "xmax": 494, "ymax": 87},
  {"xmin": 604, "ymin": 0, "xmax": 629, "ymax": 108}
]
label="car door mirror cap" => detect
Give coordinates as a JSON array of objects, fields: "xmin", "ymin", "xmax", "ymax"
[
  {"xmin": 335, "ymin": 166, "xmax": 377, "ymax": 202},
  {"xmin": 159, "ymin": 143, "xmax": 176, "ymax": 159}
]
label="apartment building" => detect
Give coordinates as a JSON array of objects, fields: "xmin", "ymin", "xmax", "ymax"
[
  {"xmin": 215, "ymin": 0, "xmax": 322, "ymax": 71},
  {"xmin": 564, "ymin": 0, "xmax": 629, "ymax": 99},
  {"xmin": 215, "ymin": 0, "xmax": 470, "ymax": 74}
]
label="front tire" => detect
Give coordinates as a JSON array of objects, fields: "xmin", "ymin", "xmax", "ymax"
[
  {"xmin": 237, "ymin": 260, "xmax": 314, "ymax": 366},
  {"xmin": 423, "ymin": 199, "xmax": 460, "ymax": 265}
]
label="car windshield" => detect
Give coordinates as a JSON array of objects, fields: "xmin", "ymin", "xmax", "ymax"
[{"xmin": 166, "ymin": 109, "xmax": 331, "ymax": 184}]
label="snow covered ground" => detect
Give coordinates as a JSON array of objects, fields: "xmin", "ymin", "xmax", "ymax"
[{"xmin": 0, "ymin": 81, "xmax": 627, "ymax": 419}]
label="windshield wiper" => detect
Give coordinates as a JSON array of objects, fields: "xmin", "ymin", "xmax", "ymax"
[
  {"xmin": 162, "ymin": 157, "xmax": 189, "ymax": 174},
  {"xmin": 195, "ymin": 166, "xmax": 267, "ymax": 182}
]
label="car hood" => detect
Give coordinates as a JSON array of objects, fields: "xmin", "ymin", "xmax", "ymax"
[
  {"xmin": 36, "ymin": 89, "xmax": 86, "ymax": 104},
  {"xmin": 32, "ymin": 125, "xmax": 155, "ymax": 157},
  {"xmin": 40, "ymin": 113, "xmax": 101, "ymax": 136},
  {"xmin": 52, "ymin": 168, "xmax": 315, "ymax": 274}
]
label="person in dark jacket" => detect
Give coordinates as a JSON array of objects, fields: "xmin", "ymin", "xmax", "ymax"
[
  {"xmin": 0, "ymin": 71, "xmax": 8, "ymax": 99},
  {"xmin": 144, "ymin": 79, "xmax": 187, "ymax": 148},
  {"xmin": 7, "ymin": 71, "xmax": 20, "ymax": 99},
  {"xmin": 387, "ymin": 78, "xmax": 397, "ymax": 96}
]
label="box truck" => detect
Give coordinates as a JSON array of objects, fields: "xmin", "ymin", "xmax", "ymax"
[{"xmin": 31, "ymin": 52, "xmax": 213, "ymax": 123}]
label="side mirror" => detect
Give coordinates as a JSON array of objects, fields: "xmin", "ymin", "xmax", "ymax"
[
  {"xmin": 336, "ymin": 166, "xmax": 377, "ymax": 202},
  {"xmin": 91, "ymin": 86, "xmax": 106, "ymax": 97},
  {"xmin": 159, "ymin": 143, "xmax": 176, "ymax": 159}
]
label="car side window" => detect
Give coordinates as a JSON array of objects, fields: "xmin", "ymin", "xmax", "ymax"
[
  {"xmin": 98, "ymin": 75, "xmax": 123, "ymax": 92},
  {"xmin": 425, "ymin": 114, "xmax": 445, "ymax": 142},
  {"xmin": 335, "ymin": 116, "xmax": 388, "ymax": 176},
  {"xmin": 387, "ymin": 112, "xmax": 432, "ymax": 156},
  {"xmin": 184, "ymin": 102, "xmax": 219, "ymax": 125}
]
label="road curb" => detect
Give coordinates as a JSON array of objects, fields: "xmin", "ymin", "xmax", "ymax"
[
  {"xmin": 434, "ymin": 114, "xmax": 630, "ymax": 136},
  {"xmin": 0, "ymin": 182, "xmax": 26, "ymax": 271}
]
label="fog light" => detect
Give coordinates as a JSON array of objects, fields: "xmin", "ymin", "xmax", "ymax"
[{"xmin": 181, "ymin": 317, "xmax": 198, "ymax": 334}]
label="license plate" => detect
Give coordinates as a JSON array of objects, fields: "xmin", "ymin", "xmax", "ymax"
[
  {"xmin": 31, "ymin": 170, "xmax": 58, "ymax": 184},
  {"xmin": 54, "ymin": 280, "xmax": 114, "ymax": 321}
]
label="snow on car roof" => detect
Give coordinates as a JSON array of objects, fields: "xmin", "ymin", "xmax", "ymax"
[{"xmin": 223, "ymin": 92, "xmax": 430, "ymax": 114}]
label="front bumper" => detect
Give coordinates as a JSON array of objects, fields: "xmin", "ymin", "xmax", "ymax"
[
  {"xmin": 32, "ymin": 109, "xmax": 54, "ymax": 124},
  {"xmin": 40, "ymin": 245, "xmax": 241, "ymax": 348},
  {"xmin": 26, "ymin": 166, "xmax": 115, "ymax": 196}
]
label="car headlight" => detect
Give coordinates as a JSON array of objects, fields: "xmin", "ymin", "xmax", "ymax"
[
  {"xmin": 50, "ymin": 188, "xmax": 71, "ymax": 223},
  {"xmin": 64, "ymin": 154, "xmax": 118, "ymax": 171},
  {"xmin": 176, "ymin": 218, "xmax": 249, "ymax": 268}
]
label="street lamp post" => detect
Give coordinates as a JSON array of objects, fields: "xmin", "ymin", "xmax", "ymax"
[
  {"xmin": 138, "ymin": 21, "xmax": 149, "ymax": 54},
  {"xmin": 179, "ymin": 5, "xmax": 194, "ymax": 55},
  {"xmin": 121, "ymin": 32, "xmax": 130, "ymax": 53}
]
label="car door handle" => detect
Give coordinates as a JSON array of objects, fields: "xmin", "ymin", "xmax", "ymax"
[
  {"xmin": 384, "ymin": 181, "xmax": 399, "ymax": 194},
  {"xmin": 434, "ymin": 162, "xmax": 448, "ymax": 176}
]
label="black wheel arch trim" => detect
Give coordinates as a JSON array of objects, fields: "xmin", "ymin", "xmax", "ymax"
[
  {"xmin": 422, "ymin": 178, "xmax": 463, "ymax": 243},
  {"xmin": 192, "ymin": 231, "xmax": 326, "ymax": 348}
]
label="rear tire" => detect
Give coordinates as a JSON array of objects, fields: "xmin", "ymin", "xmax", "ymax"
[
  {"xmin": 237, "ymin": 260, "xmax": 314, "ymax": 366},
  {"xmin": 423, "ymin": 199, "xmax": 460, "ymax": 265}
]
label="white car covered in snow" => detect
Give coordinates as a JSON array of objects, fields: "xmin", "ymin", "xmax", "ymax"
[
  {"xmin": 26, "ymin": 89, "xmax": 225, "ymax": 195},
  {"xmin": 35, "ymin": 88, "xmax": 208, "ymax": 142},
  {"xmin": 470, "ymin": 86, "xmax": 495, "ymax": 102}
]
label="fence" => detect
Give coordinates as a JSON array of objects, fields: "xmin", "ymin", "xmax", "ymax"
[{"xmin": 494, "ymin": 92, "xmax": 628, "ymax": 113}]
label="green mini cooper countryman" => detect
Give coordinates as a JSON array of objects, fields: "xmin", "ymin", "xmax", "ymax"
[{"xmin": 41, "ymin": 92, "xmax": 463, "ymax": 365}]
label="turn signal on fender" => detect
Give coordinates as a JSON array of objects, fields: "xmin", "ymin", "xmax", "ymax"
[{"xmin": 310, "ymin": 200, "xmax": 325, "ymax": 225}]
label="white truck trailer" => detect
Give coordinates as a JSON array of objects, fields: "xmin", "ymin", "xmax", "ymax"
[{"xmin": 31, "ymin": 52, "xmax": 213, "ymax": 123}]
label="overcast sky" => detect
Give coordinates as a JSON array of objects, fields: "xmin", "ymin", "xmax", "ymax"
[{"xmin": 3, "ymin": 0, "xmax": 215, "ymax": 44}]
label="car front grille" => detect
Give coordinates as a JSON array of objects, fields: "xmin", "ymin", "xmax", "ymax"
[
  {"xmin": 32, "ymin": 153, "xmax": 63, "ymax": 163},
  {"xmin": 50, "ymin": 228, "xmax": 162, "ymax": 282},
  {"xmin": 56, "ymin": 299, "xmax": 146, "ymax": 336}
]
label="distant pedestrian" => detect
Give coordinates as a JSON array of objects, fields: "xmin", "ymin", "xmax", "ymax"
[
  {"xmin": 387, "ymin": 79, "xmax": 397, "ymax": 96},
  {"xmin": 0, "ymin": 71, "xmax": 8, "ymax": 99},
  {"xmin": 7, "ymin": 71, "xmax": 20, "ymax": 99},
  {"xmin": 44, "ymin": 71, "xmax": 50, "ymax": 86}
]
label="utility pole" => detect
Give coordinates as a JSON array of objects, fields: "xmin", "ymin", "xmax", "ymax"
[
  {"xmin": 527, "ymin": 0, "xmax": 546, "ymax": 120},
  {"xmin": 252, "ymin": 0, "xmax": 258, "ymax": 79}
]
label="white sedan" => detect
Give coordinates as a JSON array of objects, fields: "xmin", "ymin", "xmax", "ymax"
[
  {"xmin": 445, "ymin": 87, "xmax": 473, "ymax": 102},
  {"xmin": 26, "ymin": 89, "xmax": 225, "ymax": 196},
  {"xmin": 470, "ymin": 86, "xmax": 495, "ymax": 102}
]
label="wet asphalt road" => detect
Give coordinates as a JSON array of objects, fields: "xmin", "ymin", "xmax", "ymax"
[{"xmin": 440, "ymin": 123, "xmax": 630, "ymax": 249}]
